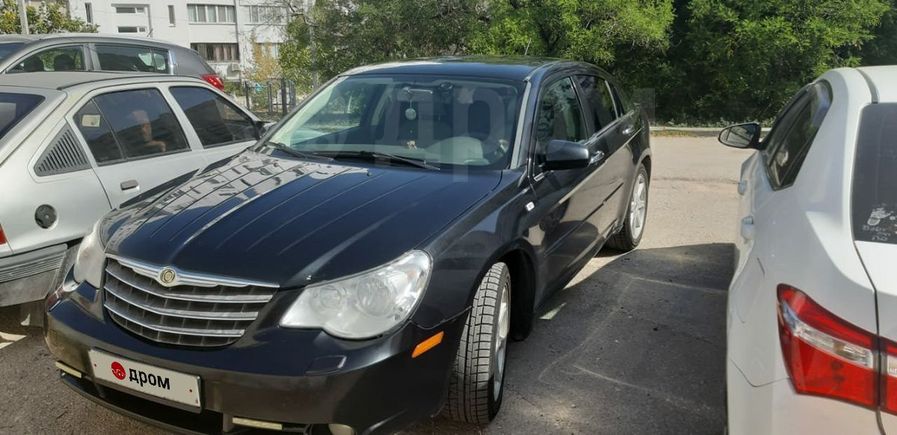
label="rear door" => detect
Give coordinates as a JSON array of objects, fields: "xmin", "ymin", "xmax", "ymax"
[
  {"xmin": 852, "ymin": 103, "xmax": 897, "ymax": 430},
  {"xmin": 166, "ymin": 85, "xmax": 259, "ymax": 163},
  {"xmin": 71, "ymin": 87, "xmax": 205, "ymax": 206}
]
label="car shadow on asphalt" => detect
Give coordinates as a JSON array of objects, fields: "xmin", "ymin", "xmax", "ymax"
[{"xmin": 412, "ymin": 243, "xmax": 734, "ymax": 434}]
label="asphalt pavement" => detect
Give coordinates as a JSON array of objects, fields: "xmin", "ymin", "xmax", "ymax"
[{"xmin": 0, "ymin": 135, "xmax": 752, "ymax": 435}]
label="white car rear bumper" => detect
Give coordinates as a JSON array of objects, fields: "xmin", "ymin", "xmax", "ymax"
[{"xmin": 727, "ymin": 358, "xmax": 880, "ymax": 435}]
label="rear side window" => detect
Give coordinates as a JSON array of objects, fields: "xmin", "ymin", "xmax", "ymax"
[
  {"xmin": 95, "ymin": 45, "xmax": 170, "ymax": 73},
  {"xmin": 575, "ymin": 75, "xmax": 617, "ymax": 132},
  {"xmin": 169, "ymin": 86, "xmax": 256, "ymax": 147},
  {"xmin": 765, "ymin": 82, "xmax": 832, "ymax": 188},
  {"xmin": 0, "ymin": 92, "xmax": 44, "ymax": 139},
  {"xmin": 853, "ymin": 104, "xmax": 897, "ymax": 244},
  {"xmin": 75, "ymin": 89, "xmax": 189, "ymax": 164},
  {"xmin": 0, "ymin": 43, "xmax": 24, "ymax": 62},
  {"xmin": 8, "ymin": 46, "xmax": 86, "ymax": 72}
]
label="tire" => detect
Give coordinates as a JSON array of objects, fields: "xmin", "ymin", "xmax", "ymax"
[
  {"xmin": 446, "ymin": 262, "xmax": 511, "ymax": 424},
  {"xmin": 607, "ymin": 164, "xmax": 649, "ymax": 251}
]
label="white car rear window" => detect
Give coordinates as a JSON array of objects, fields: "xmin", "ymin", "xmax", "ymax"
[
  {"xmin": 853, "ymin": 103, "xmax": 897, "ymax": 244},
  {"xmin": 0, "ymin": 92, "xmax": 43, "ymax": 140}
]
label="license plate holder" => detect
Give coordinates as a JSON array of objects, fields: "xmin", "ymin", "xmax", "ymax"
[{"xmin": 88, "ymin": 349, "xmax": 201, "ymax": 409}]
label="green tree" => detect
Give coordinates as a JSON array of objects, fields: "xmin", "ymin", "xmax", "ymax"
[
  {"xmin": 281, "ymin": 0, "xmax": 486, "ymax": 91},
  {"xmin": 0, "ymin": 0, "xmax": 97, "ymax": 34},
  {"xmin": 666, "ymin": 0, "xmax": 888, "ymax": 122},
  {"xmin": 470, "ymin": 0, "xmax": 674, "ymax": 66},
  {"xmin": 281, "ymin": 0, "xmax": 674, "ymax": 93},
  {"xmin": 860, "ymin": 0, "xmax": 897, "ymax": 66}
]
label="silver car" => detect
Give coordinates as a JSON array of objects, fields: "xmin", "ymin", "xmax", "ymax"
[
  {"xmin": 0, "ymin": 72, "xmax": 263, "ymax": 307},
  {"xmin": 0, "ymin": 34, "xmax": 225, "ymax": 89}
]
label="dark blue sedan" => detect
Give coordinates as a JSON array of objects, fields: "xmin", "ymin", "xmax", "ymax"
[{"xmin": 45, "ymin": 57, "xmax": 651, "ymax": 434}]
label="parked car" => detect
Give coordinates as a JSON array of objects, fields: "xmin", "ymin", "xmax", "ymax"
[
  {"xmin": 720, "ymin": 66, "xmax": 897, "ymax": 433},
  {"xmin": 0, "ymin": 34, "xmax": 226, "ymax": 89},
  {"xmin": 45, "ymin": 57, "xmax": 651, "ymax": 434},
  {"xmin": 0, "ymin": 72, "xmax": 264, "ymax": 308}
]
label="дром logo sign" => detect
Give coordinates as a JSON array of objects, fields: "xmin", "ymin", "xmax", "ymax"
[{"xmin": 111, "ymin": 361, "xmax": 126, "ymax": 380}]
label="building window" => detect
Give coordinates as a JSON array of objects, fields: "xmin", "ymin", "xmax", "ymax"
[
  {"xmin": 256, "ymin": 43, "xmax": 280, "ymax": 58},
  {"xmin": 247, "ymin": 5, "xmax": 287, "ymax": 24},
  {"xmin": 187, "ymin": 4, "xmax": 235, "ymax": 23},
  {"xmin": 85, "ymin": 3, "xmax": 93, "ymax": 23},
  {"xmin": 168, "ymin": 5, "xmax": 175, "ymax": 26},
  {"xmin": 118, "ymin": 26, "xmax": 147, "ymax": 33},
  {"xmin": 115, "ymin": 6, "xmax": 145, "ymax": 14},
  {"xmin": 191, "ymin": 43, "xmax": 240, "ymax": 62}
]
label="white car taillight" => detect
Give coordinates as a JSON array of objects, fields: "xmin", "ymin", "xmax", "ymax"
[
  {"xmin": 777, "ymin": 284, "xmax": 877, "ymax": 407},
  {"xmin": 0, "ymin": 224, "xmax": 6, "ymax": 245}
]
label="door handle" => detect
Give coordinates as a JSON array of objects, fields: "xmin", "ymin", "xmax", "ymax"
[
  {"xmin": 589, "ymin": 150, "xmax": 605, "ymax": 166},
  {"xmin": 621, "ymin": 124, "xmax": 635, "ymax": 136},
  {"xmin": 120, "ymin": 180, "xmax": 139, "ymax": 191},
  {"xmin": 738, "ymin": 180, "xmax": 748, "ymax": 195},
  {"xmin": 741, "ymin": 216, "xmax": 755, "ymax": 240}
]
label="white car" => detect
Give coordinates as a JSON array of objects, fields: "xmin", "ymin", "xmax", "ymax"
[
  {"xmin": 719, "ymin": 66, "xmax": 897, "ymax": 434},
  {"xmin": 0, "ymin": 72, "xmax": 264, "ymax": 308}
]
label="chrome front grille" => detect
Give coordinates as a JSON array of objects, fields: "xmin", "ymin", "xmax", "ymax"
[{"xmin": 103, "ymin": 259, "xmax": 277, "ymax": 347}]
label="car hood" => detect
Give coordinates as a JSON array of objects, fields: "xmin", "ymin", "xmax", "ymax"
[{"xmin": 104, "ymin": 151, "xmax": 500, "ymax": 288}]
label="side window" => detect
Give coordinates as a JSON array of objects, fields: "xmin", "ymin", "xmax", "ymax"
[
  {"xmin": 75, "ymin": 88, "xmax": 189, "ymax": 164},
  {"xmin": 609, "ymin": 84, "xmax": 629, "ymax": 116},
  {"xmin": 95, "ymin": 45, "xmax": 171, "ymax": 73},
  {"xmin": 534, "ymin": 77, "xmax": 587, "ymax": 163},
  {"xmin": 9, "ymin": 46, "xmax": 85, "ymax": 73},
  {"xmin": 576, "ymin": 75, "xmax": 618, "ymax": 132},
  {"xmin": 75, "ymin": 100, "xmax": 123, "ymax": 164},
  {"xmin": 765, "ymin": 83, "xmax": 832, "ymax": 188},
  {"xmin": 169, "ymin": 86, "xmax": 257, "ymax": 147}
]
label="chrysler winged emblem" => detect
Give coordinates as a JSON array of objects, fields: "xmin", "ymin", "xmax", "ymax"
[{"xmin": 158, "ymin": 267, "xmax": 177, "ymax": 287}]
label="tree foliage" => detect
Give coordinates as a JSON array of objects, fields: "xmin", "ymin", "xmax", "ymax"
[
  {"xmin": 664, "ymin": 0, "xmax": 889, "ymax": 122},
  {"xmin": 0, "ymin": 0, "xmax": 97, "ymax": 34},
  {"xmin": 280, "ymin": 0, "xmax": 892, "ymax": 123}
]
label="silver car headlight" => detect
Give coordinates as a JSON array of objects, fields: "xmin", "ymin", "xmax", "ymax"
[
  {"xmin": 73, "ymin": 221, "xmax": 106, "ymax": 288},
  {"xmin": 280, "ymin": 250, "xmax": 432, "ymax": 339}
]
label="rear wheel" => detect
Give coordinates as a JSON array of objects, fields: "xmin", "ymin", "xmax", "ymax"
[
  {"xmin": 446, "ymin": 262, "xmax": 511, "ymax": 424},
  {"xmin": 607, "ymin": 164, "xmax": 649, "ymax": 251}
]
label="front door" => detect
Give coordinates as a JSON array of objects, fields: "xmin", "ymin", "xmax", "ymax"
[
  {"xmin": 529, "ymin": 76, "xmax": 601, "ymax": 295},
  {"xmin": 71, "ymin": 87, "xmax": 205, "ymax": 206}
]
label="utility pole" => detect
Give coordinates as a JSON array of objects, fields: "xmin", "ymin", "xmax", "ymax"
[{"xmin": 17, "ymin": 0, "xmax": 29, "ymax": 35}]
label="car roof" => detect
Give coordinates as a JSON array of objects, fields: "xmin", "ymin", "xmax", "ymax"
[
  {"xmin": 0, "ymin": 71, "xmax": 204, "ymax": 91},
  {"xmin": 0, "ymin": 33, "xmax": 185, "ymax": 49},
  {"xmin": 854, "ymin": 66, "xmax": 897, "ymax": 103},
  {"xmin": 342, "ymin": 56, "xmax": 579, "ymax": 81}
]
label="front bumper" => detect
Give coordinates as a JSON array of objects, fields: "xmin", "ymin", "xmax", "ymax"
[
  {"xmin": 0, "ymin": 244, "xmax": 67, "ymax": 306},
  {"xmin": 45, "ymin": 278, "xmax": 465, "ymax": 434}
]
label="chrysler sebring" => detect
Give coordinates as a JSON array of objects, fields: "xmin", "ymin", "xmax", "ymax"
[{"xmin": 45, "ymin": 57, "xmax": 651, "ymax": 434}]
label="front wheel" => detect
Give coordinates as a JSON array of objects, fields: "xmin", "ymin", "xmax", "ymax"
[
  {"xmin": 446, "ymin": 262, "xmax": 511, "ymax": 424},
  {"xmin": 607, "ymin": 164, "xmax": 649, "ymax": 251}
]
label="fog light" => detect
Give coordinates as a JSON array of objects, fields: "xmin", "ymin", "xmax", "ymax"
[
  {"xmin": 232, "ymin": 417, "xmax": 283, "ymax": 431},
  {"xmin": 328, "ymin": 423, "xmax": 355, "ymax": 435},
  {"xmin": 55, "ymin": 361, "xmax": 82, "ymax": 378}
]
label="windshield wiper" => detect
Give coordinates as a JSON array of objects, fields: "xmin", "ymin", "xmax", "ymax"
[
  {"xmin": 263, "ymin": 141, "xmax": 331, "ymax": 161},
  {"xmin": 314, "ymin": 150, "xmax": 439, "ymax": 170}
]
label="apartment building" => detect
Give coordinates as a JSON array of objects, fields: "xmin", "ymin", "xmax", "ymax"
[{"xmin": 65, "ymin": 0, "xmax": 301, "ymax": 80}]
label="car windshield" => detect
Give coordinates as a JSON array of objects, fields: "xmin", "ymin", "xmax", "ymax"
[
  {"xmin": 263, "ymin": 75, "xmax": 525, "ymax": 169},
  {"xmin": 0, "ymin": 43, "xmax": 23, "ymax": 63},
  {"xmin": 853, "ymin": 103, "xmax": 897, "ymax": 245},
  {"xmin": 0, "ymin": 92, "xmax": 44, "ymax": 141}
]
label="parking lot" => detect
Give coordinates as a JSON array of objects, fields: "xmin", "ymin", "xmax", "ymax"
[{"xmin": 0, "ymin": 135, "xmax": 750, "ymax": 435}]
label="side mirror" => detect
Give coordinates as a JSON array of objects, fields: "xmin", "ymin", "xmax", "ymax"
[
  {"xmin": 543, "ymin": 139, "xmax": 590, "ymax": 171},
  {"xmin": 719, "ymin": 123, "xmax": 761, "ymax": 149},
  {"xmin": 254, "ymin": 120, "xmax": 275, "ymax": 139}
]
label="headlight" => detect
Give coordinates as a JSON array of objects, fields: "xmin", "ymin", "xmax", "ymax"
[
  {"xmin": 73, "ymin": 221, "xmax": 106, "ymax": 288},
  {"xmin": 280, "ymin": 250, "xmax": 432, "ymax": 339}
]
